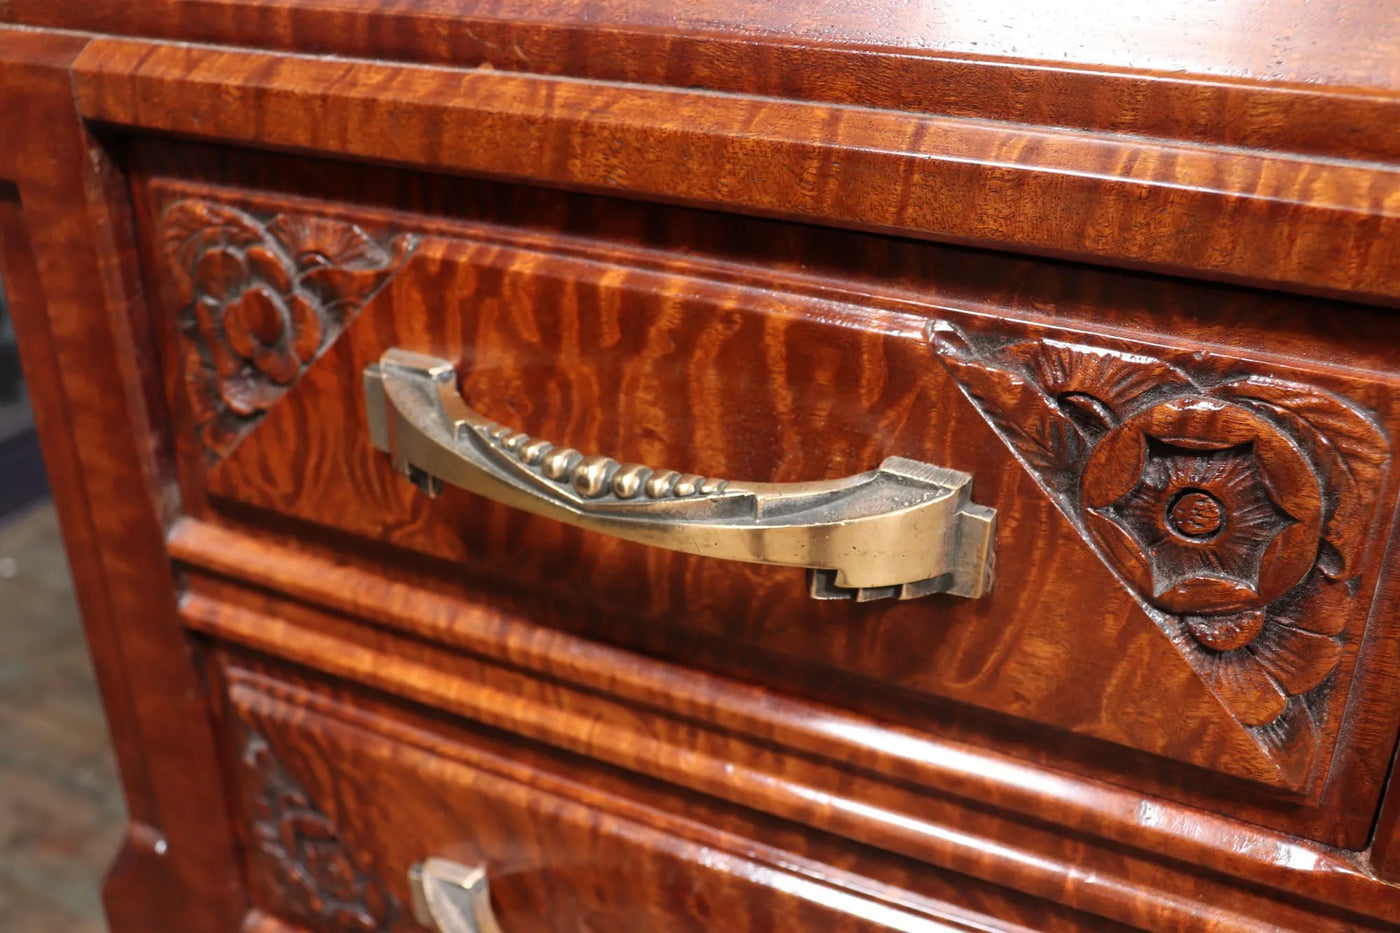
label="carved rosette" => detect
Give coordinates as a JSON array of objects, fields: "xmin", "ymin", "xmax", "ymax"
[
  {"xmin": 931, "ymin": 322, "xmax": 1390, "ymax": 773},
  {"xmin": 243, "ymin": 732, "xmax": 401, "ymax": 932},
  {"xmin": 162, "ymin": 199, "xmax": 416, "ymax": 458}
]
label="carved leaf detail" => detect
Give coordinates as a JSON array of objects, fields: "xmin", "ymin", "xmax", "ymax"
[
  {"xmin": 243, "ymin": 732, "xmax": 399, "ymax": 932},
  {"xmin": 931, "ymin": 323, "xmax": 1086, "ymax": 482},
  {"xmin": 163, "ymin": 200, "xmax": 264, "ymax": 281},
  {"xmin": 1249, "ymin": 623, "xmax": 1342, "ymax": 696},
  {"xmin": 1268, "ymin": 575, "xmax": 1350, "ymax": 637},
  {"xmin": 1215, "ymin": 376, "xmax": 1389, "ymax": 579},
  {"xmin": 1001, "ymin": 339, "xmax": 1193, "ymax": 423},
  {"xmin": 1200, "ymin": 647, "xmax": 1289, "ymax": 727},
  {"xmin": 1250, "ymin": 700, "xmax": 1320, "ymax": 789}
]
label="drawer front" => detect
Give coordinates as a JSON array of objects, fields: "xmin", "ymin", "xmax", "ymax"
[
  {"xmin": 132, "ymin": 143, "xmax": 1400, "ymax": 843},
  {"xmin": 212, "ymin": 652, "xmax": 1063, "ymax": 933}
]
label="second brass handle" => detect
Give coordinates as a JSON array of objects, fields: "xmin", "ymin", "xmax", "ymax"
[
  {"xmin": 410, "ymin": 859, "xmax": 502, "ymax": 933},
  {"xmin": 365, "ymin": 349, "xmax": 995, "ymax": 601}
]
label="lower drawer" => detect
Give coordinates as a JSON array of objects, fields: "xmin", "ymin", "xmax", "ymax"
[{"xmin": 210, "ymin": 650, "xmax": 1070, "ymax": 933}]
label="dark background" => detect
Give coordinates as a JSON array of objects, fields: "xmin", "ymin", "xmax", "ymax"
[{"xmin": 0, "ymin": 288, "xmax": 48, "ymax": 520}]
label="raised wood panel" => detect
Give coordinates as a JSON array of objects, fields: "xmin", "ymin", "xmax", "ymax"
[
  {"xmin": 180, "ymin": 540, "xmax": 1400, "ymax": 929},
  {"xmin": 153, "ymin": 181, "xmax": 1288, "ymax": 791},
  {"xmin": 187, "ymin": 581, "xmax": 1399, "ymax": 930},
  {"xmin": 212, "ymin": 652, "xmax": 1082, "ymax": 933},
  {"xmin": 125, "ymin": 149, "xmax": 1400, "ymax": 844}
]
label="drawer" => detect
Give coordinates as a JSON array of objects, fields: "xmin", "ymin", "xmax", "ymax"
[
  {"xmin": 211, "ymin": 650, "xmax": 1088, "ymax": 933},
  {"xmin": 131, "ymin": 141, "xmax": 1400, "ymax": 847}
]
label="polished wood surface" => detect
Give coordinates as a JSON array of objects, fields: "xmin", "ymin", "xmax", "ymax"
[
  {"xmin": 6, "ymin": 4, "xmax": 1400, "ymax": 931},
  {"xmin": 74, "ymin": 39, "xmax": 1400, "ymax": 305},
  {"xmin": 11, "ymin": 0, "xmax": 1400, "ymax": 165},
  {"xmin": 18, "ymin": 0, "xmax": 1400, "ymax": 90},
  {"xmin": 171, "ymin": 519, "xmax": 1400, "ymax": 930},
  {"xmin": 213, "ymin": 652, "xmax": 1091, "ymax": 932},
  {"xmin": 0, "ymin": 26, "xmax": 245, "ymax": 933}
]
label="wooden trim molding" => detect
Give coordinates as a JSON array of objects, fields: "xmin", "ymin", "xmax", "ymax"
[
  {"xmin": 170, "ymin": 517, "xmax": 1400, "ymax": 931},
  {"xmin": 72, "ymin": 39, "xmax": 1400, "ymax": 306},
  {"xmin": 14, "ymin": 0, "xmax": 1400, "ymax": 164},
  {"xmin": 0, "ymin": 25, "xmax": 247, "ymax": 933}
]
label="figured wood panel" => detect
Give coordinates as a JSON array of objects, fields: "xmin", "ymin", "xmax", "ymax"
[
  {"xmin": 155, "ymin": 186, "xmax": 1289, "ymax": 790},
  {"xmin": 212, "ymin": 654, "xmax": 1070, "ymax": 933},
  {"xmin": 124, "ymin": 144, "xmax": 1400, "ymax": 850},
  {"xmin": 182, "ymin": 567, "xmax": 1400, "ymax": 930}
]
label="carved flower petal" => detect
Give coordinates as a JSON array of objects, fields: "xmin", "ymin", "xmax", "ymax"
[
  {"xmin": 1185, "ymin": 610, "xmax": 1265, "ymax": 652},
  {"xmin": 222, "ymin": 296, "xmax": 261, "ymax": 360},
  {"xmin": 1202, "ymin": 649, "xmax": 1288, "ymax": 727},
  {"xmin": 266, "ymin": 214, "xmax": 388, "ymax": 271},
  {"xmin": 1215, "ymin": 376, "xmax": 1389, "ymax": 580},
  {"xmin": 217, "ymin": 370, "xmax": 282, "ymax": 417},
  {"xmin": 300, "ymin": 266, "xmax": 394, "ymax": 321},
  {"xmin": 193, "ymin": 247, "xmax": 249, "ymax": 303},
  {"xmin": 237, "ymin": 288, "xmax": 290, "ymax": 347},
  {"xmin": 1249, "ymin": 623, "xmax": 1342, "ymax": 696},
  {"xmin": 253, "ymin": 345, "xmax": 303, "ymax": 386},
  {"xmin": 288, "ymin": 293, "xmax": 325, "ymax": 364},
  {"xmin": 1272, "ymin": 574, "xmax": 1350, "ymax": 637},
  {"xmin": 181, "ymin": 344, "xmax": 221, "ymax": 427},
  {"xmin": 194, "ymin": 298, "xmax": 244, "ymax": 378},
  {"xmin": 246, "ymin": 245, "xmax": 293, "ymax": 296}
]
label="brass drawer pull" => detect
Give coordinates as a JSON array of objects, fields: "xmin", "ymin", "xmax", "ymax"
[
  {"xmin": 410, "ymin": 859, "xmax": 503, "ymax": 933},
  {"xmin": 365, "ymin": 349, "xmax": 995, "ymax": 601}
]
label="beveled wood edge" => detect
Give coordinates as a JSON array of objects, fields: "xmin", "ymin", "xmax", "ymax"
[
  {"xmin": 71, "ymin": 38, "xmax": 1400, "ymax": 307},
  {"xmin": 1374, "ymin": 739, "xmax": 1400, "ymax": 879},
  {"xmin": 188, "ymin": 588, "xmax": 1325, "ymax": 932},
  {"xmin": 225, "ymin": 665, "xmax": 1037, "ymax": 933},
  {"xmin": 12, "ymin": 1, "xmax": 1400, "ymax": 164},
  {"xmin": 0, "ymin": 25, "xmax": 247, "ymax": 933},
  {"xmin": 168, "ymin": 516, "xmax": 1400, "ymax": 928},
  {"xmin": 0, "ymin": 18, "xmax": 155, "ymax": 826}
]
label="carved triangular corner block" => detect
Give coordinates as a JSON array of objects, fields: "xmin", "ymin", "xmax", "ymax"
[
  {"xmin": 930, "ymin": 320, "xmax": 1390, "ymax": 781},
  {"xmin": 242, "ymin": 730, "xmax": 402, "ymax": 932},
  {"xmin": 161, "ymin": 199, "xmax": 417, "ymax": 459}
]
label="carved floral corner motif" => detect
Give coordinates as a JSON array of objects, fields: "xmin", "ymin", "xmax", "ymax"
[
  {"xmin": 162, "ymin": 199, "xmax": 417, "ymax": 459},
  {"xmin": 930, "ymin": 321, "xmax": 1390, "ymax": 775},
  {"xmin": 242, "ymin": 731, "xmax": 401, "ymax": 932}
]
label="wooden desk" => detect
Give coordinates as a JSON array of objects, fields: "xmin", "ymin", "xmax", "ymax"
[{"xmin": 3, "ymin": 4, "xmax": 1400, "ymax": 929}]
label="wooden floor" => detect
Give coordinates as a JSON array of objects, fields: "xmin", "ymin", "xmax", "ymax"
[{"xmin": 0, "ymin": 502, "xmax": 124, "ymax": 932}]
